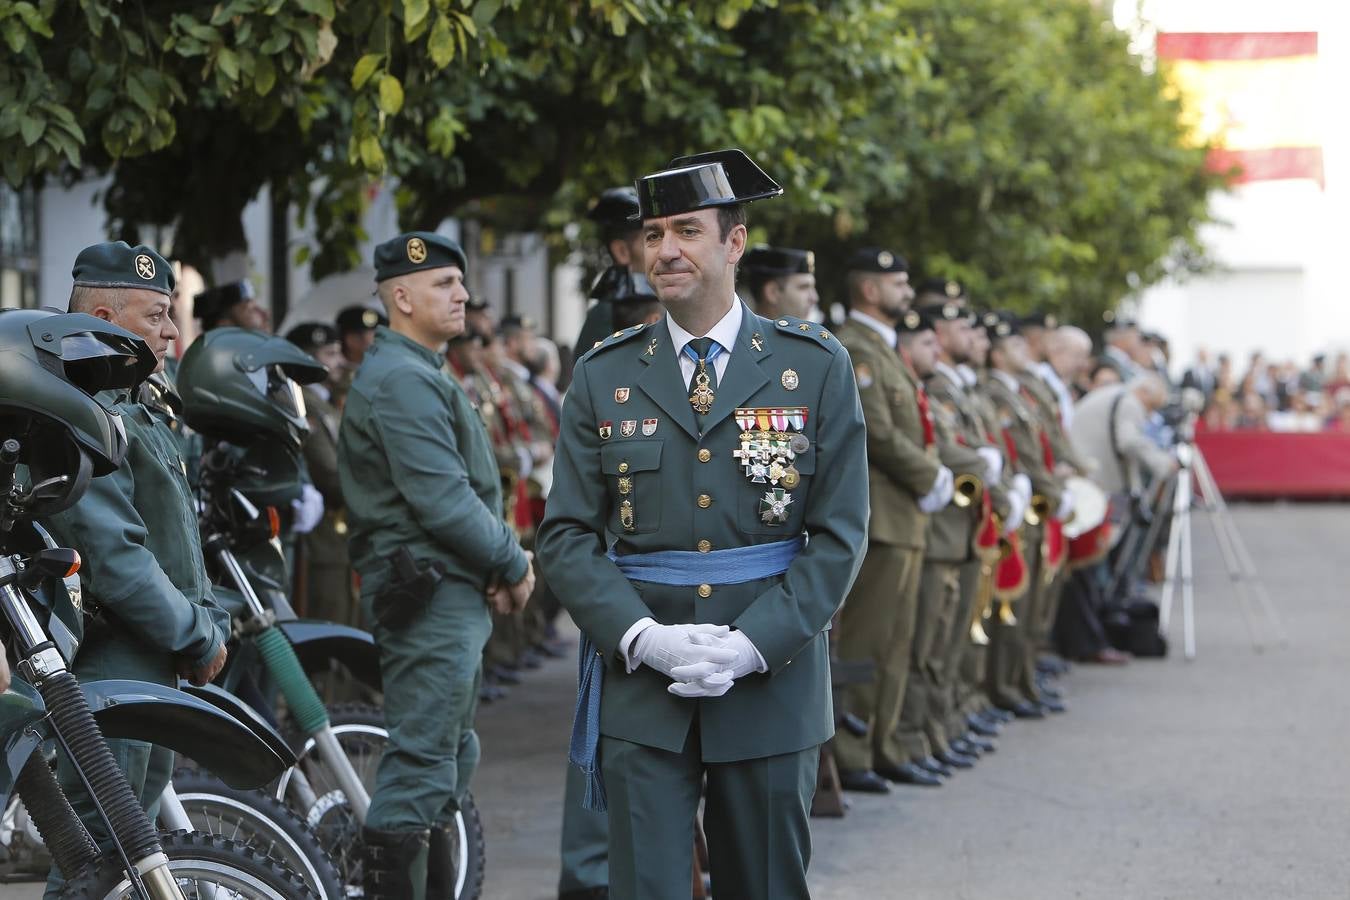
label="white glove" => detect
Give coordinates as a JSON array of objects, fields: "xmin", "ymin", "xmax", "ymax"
[
  {"xmin": 1011, "ymin": 473, "xmax": 1032, "ymax": 505},
  {"xmin": 668, "ymin": 670, "xmax": 735, "ymax": 698},
  {"xmin": 976, "ymin": 446, "xmax": 1003, "ymax": 483},
  {"xmin": 1004, "ymin": 489, "xmax": 1028, "ymax": 535},
  {"xmin": 290, "ymin": 483, "xmax": 325, "ymax": 534},
  {"xmin": 918, "ymin": 466, "xmax": 954, "ymax": 513},
  {"xmin": 668, "ymin": 629, "xmax": 765, "ymax": 698},
  {"xmin": 1055, "ymin": 488, "xmax": 1075, "ymax": 521},
  {"xmin": 630, "ymin": 623, "xmax": 737, "ymax": 681}
]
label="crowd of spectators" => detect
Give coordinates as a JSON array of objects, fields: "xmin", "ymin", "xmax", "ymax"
[{"xmin": 1185, "ymin": 350, "xmax": 1350, "ymax": 433}]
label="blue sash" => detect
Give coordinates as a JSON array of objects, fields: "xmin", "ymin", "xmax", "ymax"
[{"xmin": 570, "ymin": 536, "xmax": 804, "ymax": 811}]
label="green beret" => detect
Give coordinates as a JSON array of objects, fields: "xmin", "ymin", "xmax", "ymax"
[
  {"xmin": 72, "ymin": 241, "xmax": 175, "ymax": 297},
  {"xmin": 373, "ymin": 231, "xmax": 467, "ymax": 283}
]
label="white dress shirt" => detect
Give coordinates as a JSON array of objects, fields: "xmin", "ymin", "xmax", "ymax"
[
  {"xmin": 991, "ymin": 369, "xmax": 1021, "ymax": 394},
  {"xmin": 848, "ymin": 308, "xmax": 898, "ymax": 349},
  {"xmin": 667, "ymin": 298, "xmax": 742, "ymax": 384}
]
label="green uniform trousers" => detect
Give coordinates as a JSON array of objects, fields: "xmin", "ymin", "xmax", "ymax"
[
  {"xmin": 600, "ymin": 729, "xmax": 817, "ymax": 900},
  {"xmin": 831, "ymin": 543, "xmax": 923, "ymax": 772},
  {"xmin": 987, "ymin": 525, "xmax": 1043, "ymax": 706},
  {"xmin": 935, "ymin": 557, "xmax": 982, "ymax": 745},
  {"xmin": 1028, "ymin": 566, "xmax": 1067, "ymax": 673},
  {"xmin": 45, "ymin": 631, "xmax": 176, "ymax": 900},
  {"xmin": 956, "ymin": 559, "xmax": 993, "ymax": 720},
  {"xmin": 894, "ymin": 560, "xmax": 962, "ymax": 762},
  {"xmin": 364, "ymin": 576, "xmax": 489, "ymax": 831},
  {"xmin": 558, "ymin": 764, "xmax": 610, "ymax": 893}
]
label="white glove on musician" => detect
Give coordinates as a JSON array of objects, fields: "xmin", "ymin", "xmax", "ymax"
[
  {"xmin": 290, "ymin": 483, "xmax": 325, "ymax": 534},
  {"xmin": 976, "ymin": 446, "xmax": 1003, "ymax": 483},
  {"xmin": 1010, "ymin": 473, "xmax": 1032, "ymax": 505},
  {"xmin": 918, "ymin": 465, "xmax": 954, "ymax": 514},
  {"xmin": 1055, "ymin": 488, "xmax": 1075, "ymax": 522},
  {"xmin": 1004, "ymin": 489, "xmax": 1028, "ymax": 536}
]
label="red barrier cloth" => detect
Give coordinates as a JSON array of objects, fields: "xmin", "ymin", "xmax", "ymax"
[{"xmin": 1194, "ymin": 431, "xmax": 1350, "ymax": 498}]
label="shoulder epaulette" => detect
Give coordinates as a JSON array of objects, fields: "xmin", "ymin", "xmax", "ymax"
[
  {"xmin": 772, "ymin": 316, "xmax": 840, "ymax": 353},
  {"xmin": 579, "ymin": 322, "xmax": 651, "ymax": 363}
]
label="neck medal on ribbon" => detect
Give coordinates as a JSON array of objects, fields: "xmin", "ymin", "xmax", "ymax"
[
  {"xmin": 689, "ymin": 361, "xmax": 716, "ymax": 415},
  {"xmin": 733, "ymin": 407, "xmax": 809, "ymax": 524}
]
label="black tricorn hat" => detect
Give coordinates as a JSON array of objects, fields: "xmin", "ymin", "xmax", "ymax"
[
  {"xmin": 586, "ymin": 187, "xmax": 641, "ymax": 227},
  {"xmin": 193, "ymin": 280, "xmax": 254, "ymax": 327},
  {"xmin": 741, "ymin": 245, "xmax": 815, "ymax": 277},
  {"xmin": 635, "ymin": 149, "xmax": 783, "ymax": 220}
]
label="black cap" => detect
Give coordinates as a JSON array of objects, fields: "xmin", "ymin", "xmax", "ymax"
[
  {"xmin": 194, "ymin": 280, "xmax": 254, "ymax": 327},
  {"xmin": 72, "ymin": 241, "xmax": 175, "ymax": 297},
  {"xmin": 336, "ymin": 305, "xmax": 387, "ymax": 335},
  {"xmin": 1021, "ymin": 310, "xmax": 1059, "ymax": 329},
  {"xmin": 915, "ymin": 296, "xmax": 969, "ymax": 323},
  {"xmin": 897, "ymin": 308, "xmax": 936, "ymax": 335},
  {"xmin": 465, "ymin": 296, "xmax": 489, "ymax": 312},
  {"xmin": 635, "ymin": 149, "xmax": 782, "ymax": 220},
  {"xmin": 586, "ymin": 187, "xmax": 641, "ymax": 227},
  {"xmin": 915, "ymin": 277, "xmax": 966, "ymax": 301},
  {"xmin": 500, "ymin": 315, "xmax": 538, "ymax": 332},
  {"xmin": 741, "ymin": 245, "xmax": 815, "ymax": 277},
  {"xmin": 979, "ymin": 310, "xmax": 1020, "ymax": 343},
  {"xmin": 373, "ymin": 231, "xmax": 467, "ymax": 282},
  {"xmin": 847, "ymin": 247, "xmax": 908, "ymax": 274},
  {"xmin": 285, "ymin": 322, "xmax": 340, "ymax": 351}
]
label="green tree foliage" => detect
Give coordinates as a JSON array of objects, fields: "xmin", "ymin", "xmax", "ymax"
[
  {"xmin": 0, "ymin": 0, "xmax": 1220, "ymax": 321},
  {"xmin": 756, "ymin": 0, "xmax": 1226, "ymax": 323}
]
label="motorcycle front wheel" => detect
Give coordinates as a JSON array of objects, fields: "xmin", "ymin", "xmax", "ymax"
[{"xmin": 58, "ymin": 830, "xmax": 318, "ymax": 899}]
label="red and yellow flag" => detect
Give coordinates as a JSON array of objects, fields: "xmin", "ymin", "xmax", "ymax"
[{"xmin": 1157, "ymin": 32, "xmax": 1323, "ymax": 185}]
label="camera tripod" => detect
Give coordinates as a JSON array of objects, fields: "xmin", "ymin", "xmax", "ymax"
[{"xmin": 1156, "ymin": 434, "xmax": 1286, "ymax": 660}]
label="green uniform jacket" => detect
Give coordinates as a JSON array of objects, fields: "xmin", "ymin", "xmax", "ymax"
[
  {"xmin": 338, "ymin": 327, "xmax": 528, "ymax": 592},
  {"xmin": 834, "ymin": 319, "xmax": 938, "ymax": 550},
  {"xmin": 537, "ymin": 304, "xmax": 869, "ymax": 763},
  {"xmin": 924, "ymin": 368, "xmax": 994, "ymax": 562},
  {"xmin": 1018, "ymin": 370, "xmax": 1088, "ymax": 474},
  {"xmin": 964, "ymin": 373, "xmax": 1016, "ymax": 522},
  {"xmin": 45, "ymin": 392, "xmax": 228, "ymax": 677},
  {"xmin": 985, "ymin": 372, "xmax": 1063, "ymax": 508}
]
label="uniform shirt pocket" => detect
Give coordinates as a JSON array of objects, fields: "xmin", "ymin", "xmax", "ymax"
[{"xmin": 600, "ymin": 441, "xmax": 664, "ymax": 535}]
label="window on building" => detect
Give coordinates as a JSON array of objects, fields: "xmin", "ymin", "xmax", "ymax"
[{"xmin": 0, "ymin": 184, "xmax": 39, "ymax": 309}]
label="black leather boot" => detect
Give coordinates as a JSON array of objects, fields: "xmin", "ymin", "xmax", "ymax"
[
  {"xmin": 362, "ymin": 827, "xmax": 429, "ymax": 900},
  {"xmin": 426, "ymin": 823, "xmax": 457, "ymax": 900}
]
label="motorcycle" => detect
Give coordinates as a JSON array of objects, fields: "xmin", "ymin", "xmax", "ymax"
[{"xmin": 0, "ymin": 433, "xmax": 314, "ymax": 899}]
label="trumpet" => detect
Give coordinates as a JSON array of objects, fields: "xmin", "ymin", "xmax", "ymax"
[
  {"xmin": 952, "ymin": 473, "xmax": 983, "ymax": 509},
  {"xmin": 1024, "ymin": 493, "xmax": 1051, "ymax": 526}
]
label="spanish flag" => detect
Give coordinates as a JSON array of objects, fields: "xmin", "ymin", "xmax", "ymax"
[{"xmin": 1157, "ymin": 32, "xmax": 1323, "ymax": 186}]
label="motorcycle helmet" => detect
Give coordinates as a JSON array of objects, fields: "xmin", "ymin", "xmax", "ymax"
[
  {"xmin": 0, "ymin": 308, "xmax": 156, "ymax": 513},
  {"xmin": 177, "ymin": 327, "xmax": 327, "ymax": 450}
]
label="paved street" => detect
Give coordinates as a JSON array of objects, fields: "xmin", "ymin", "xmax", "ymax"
[
  {"xmin": 472, "ymin": 502, "xmax": 1347, "ymax": 900},
  {"xmin": 3, "ymin": 503, "xmax": 1344, "ymax": 899}
]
